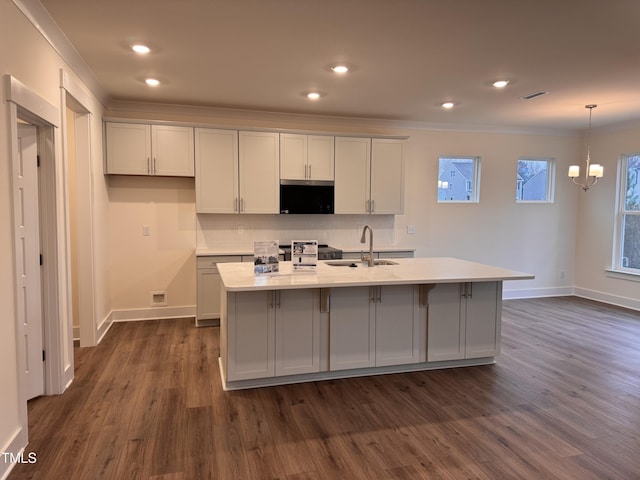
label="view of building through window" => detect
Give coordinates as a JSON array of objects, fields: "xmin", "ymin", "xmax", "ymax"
[
  {"xmin": 438, "ymin": 157, "xmax": 479, "ymax": 202},
  {"xmin": 516, "ymin": 159, "xmax": 552, "ymax": 202},
  {"xmin": 620, "ymin": 155, "xmax": 640, "ymax": 270}
]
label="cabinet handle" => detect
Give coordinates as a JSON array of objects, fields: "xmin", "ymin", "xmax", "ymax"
[
  {"xmin": 366, "ymin": 200, "xmax": 370, "ymax": 213},
  {"xmin": 369, "ymin": 287, "xmax": 376, "ymax": 303},
  {"xmin": 153, "ymin": 157, "xmax": 157, "ymax": 175},
  {"xmin": 308, "ymin": 164, "xmax": 312, "ymax": 179},
  {"xmin": 460, "ymin": 283, "xmax": 466, "ymax": 299},
  {"xmin": 468, "ymin": 283, "xmax": 473, "ymax": 299},
  {"xmin": 268, "ymin": 291, "xmax": 274, "ymax": 308},
  {"xmin": 377, "ymin": 286, "xmax": 382, "ymax": 303},
  {"xmin": 371, "ymin": 199, "xmax": 375, "ymax": 213},
  {"xmin": 276, "ymin": 291, "xmax": 281, "ymax": 309},
  {"xmin": 233, "ymin": 197, "xmax": 238, "ymax": 212},
  {"xmin": 147, "ymin": 157, "xmax": 151, "ymax": 175},
  {"xmin": 240, "ymin": 197, "xmax": 244, "ymax": 212},
  {"xmin": 304, "ymin": 164, "xmax": 308, "ymax": 180}
]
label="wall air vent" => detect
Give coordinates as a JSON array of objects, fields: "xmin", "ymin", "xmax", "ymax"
[{"xmin": 521, "ymin": 91, "xmax": 548, "ymax": 100}]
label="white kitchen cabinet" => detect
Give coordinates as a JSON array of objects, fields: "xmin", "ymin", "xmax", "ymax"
[
  {"xmin": 274, "ymin": 289, "xmax": 321, "ymax": 376},
  {"xmin": 329, "ymin": 286, "xmax": 375, "ymax": 370},
  {"xmin": 196, "ymin": 255, "xmax": 242, "ymax": 326},
  {"xmin": 341, "ymin": 250, "xmax": 415, "ymax": 260},
  {"xmin": 427, "ymin": 282, "xmax": 500, "ymax": 361},
  {"xmin": 195, "ymin": 129, "xmax": 279, "ymax": 213},
  {"xmin": 374, "ymin": 285, "xmax": 421, "ymax": 367},
  {"xmin": 238, "ymin": 131, "xmax": 280, "ymax": 213},
  {"xmin": 329, "ymin": 284, "xmax": 421, "ymax": 370},
  {"xmin": 334, "ymin": 137, "xmax": 371, "ymax": 214},
  {"xmin": 224, "ymin": 289, "xmax": 321, "ymax": 381},
  {"xmin": 195, "ymin": 128, "xmax": 238, "ymax": 214},
  {"xmin": 370, "ymin": 138, "xmax": 405, "ymax": 214},
  {"xmin": 335, "ymin": 137, "xmax": 404, "ymax": 214},
  {"xmin": 280, "ymin": 133, "xmax": 334, "ymax": 181},
  {"xmin": 225, "ymin": 291, "xmax": 276, "ymax": 381},
  {"xmin": 105, "ymin": 122, "xmax": 194, "ymax": 176}
]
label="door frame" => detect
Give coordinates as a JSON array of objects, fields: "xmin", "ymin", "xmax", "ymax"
[{"xmin": 6, "ymin": 74, "xmax": 71, "ymax": 445}]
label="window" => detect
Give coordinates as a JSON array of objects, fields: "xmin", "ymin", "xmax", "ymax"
[
  {"xmin": 438, "ymin": 156, "xmax": 480, "ymax": 202},
  {"xmin": 615, "ymin": 154, "xmax": 640, "ymax": 272},
  {"xmin": 516, "ymin": 158, "xmax": 555, "ymax": 202}
]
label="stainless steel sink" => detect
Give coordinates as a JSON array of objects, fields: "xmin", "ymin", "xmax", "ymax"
[{"xmin": 325, "ymin": 259, "xmax": 398, "ymax": 267}]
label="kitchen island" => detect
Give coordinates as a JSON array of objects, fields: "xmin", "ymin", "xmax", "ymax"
[{"xmin": 217, "ymin": 257, "xmax": 534, "ymax": 390}]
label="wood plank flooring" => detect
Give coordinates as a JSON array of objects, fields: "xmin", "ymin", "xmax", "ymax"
[{"xmin": 9, "ymin": 296, "xmax": 640, "ymax": 479}]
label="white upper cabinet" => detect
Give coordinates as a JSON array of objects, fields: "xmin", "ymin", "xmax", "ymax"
[
  {"xmin": 334, "ymin": 137, "xmax": 371, "ymax": 214},
  {"xmin": 280, "ymin": 133, "xmax": 334, "ymax": 181},
  {"xmin": 334, "ymin": 137, "xmax": 404, "ymax": 214},
  {"xmin": 371, "ymin": 138, "xmax": 405, "ymax": 214},
  {"xmin": 105, "ymin": 122, "xmax": 194, "ymax": 176},
  {"xmin": 195, "ymin": 129, "xmax": 279, "ymax": 214},
  {"xmin": 195, "ymin": 128, "xmax": 239, "ymax": 213},
  {"xmin": 238, "ymin": 131, "xmax": 280, "ymax": 214}
]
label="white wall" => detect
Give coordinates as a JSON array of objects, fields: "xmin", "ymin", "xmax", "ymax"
[{"xmin": 575, "ymin": 124, "xmax": 640, "ymax": 310}]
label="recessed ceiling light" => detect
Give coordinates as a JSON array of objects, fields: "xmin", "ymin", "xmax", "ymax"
[
  {"xmin": 307, "ymin": 92, "xmax": 321, "ymax": 100},
  {"xmin": 442, "ymin": 102, "xmax": 455, "ymax": 109},
  {"xmin": 331, "ymin": 65, "xmax": 349, "ymax": 74},
  {"xmin": 132, "ymin": 44, "xmax": 151, "ymax": 54},
  {"xmin": 493, "ymin": 80, "xmax": 509, "ymax": 88},
  {"xmin": 145, "ymin": 78, "xmax": 160, "ymax": 87}
]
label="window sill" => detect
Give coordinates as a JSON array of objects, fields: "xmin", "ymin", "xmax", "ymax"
[{"xmin": 605, "ymin": 269, "xmax": 640, "ymax": 282}]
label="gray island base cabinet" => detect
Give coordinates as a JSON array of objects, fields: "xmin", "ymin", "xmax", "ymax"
[{"xmin": 217, "ymin": 258, "xmax": 533, "ymax": 390}]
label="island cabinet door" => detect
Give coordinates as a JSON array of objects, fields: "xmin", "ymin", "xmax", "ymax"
[
  {"xmin": 329, "ymin": 287, "xmax": 376, "ymax": 370},
  {"xmin": 427, "ymin": 283, "xmax": 465, "ymax": 362},
  {"xmin": 375, "ymin": 285, "xmax": 421, "ymax": 367},
  {"xmin": 275, "ymin": 289, "xmax": 321, "ymax": 376},
  {"xmin": 226, "ymin": 291, "xmax": 275, "ymax": 381},
  {"xmin": 464, "ymin": 281, "xmax": 501, "ymax": 359}
]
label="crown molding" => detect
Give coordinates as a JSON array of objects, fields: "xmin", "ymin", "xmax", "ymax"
[{"xmin": 12, "ymin": 0, "xmax": 110, "ymax": 106}]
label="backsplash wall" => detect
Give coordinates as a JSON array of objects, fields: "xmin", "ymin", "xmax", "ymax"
[{"xmin": 196, "ymin": 214, "xmax": 396, "ymax": 251}]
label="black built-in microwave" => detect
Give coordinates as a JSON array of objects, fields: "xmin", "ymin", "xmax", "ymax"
[{"xmin": 279, "ymin": 180, "xmax": 334, "ymax": 214}]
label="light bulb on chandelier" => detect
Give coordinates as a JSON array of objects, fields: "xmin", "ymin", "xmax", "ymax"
[{"xmin": 568, "ymin": 104, "xmax": 603, "ymax": 191}]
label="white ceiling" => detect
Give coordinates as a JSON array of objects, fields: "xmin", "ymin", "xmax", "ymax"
[{"xmin": 39, "ymin": 0, "xmax": 640, "ymax": 133}]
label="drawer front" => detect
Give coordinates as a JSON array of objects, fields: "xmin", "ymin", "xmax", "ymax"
[{"xmin": 197, "ymin": 255, "xmax": 242, "ymax": 269}]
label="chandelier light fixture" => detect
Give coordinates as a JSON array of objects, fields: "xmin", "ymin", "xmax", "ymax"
[{"xmin": 568, "ymin": 104, "xmax": 603, "ymax": 191}]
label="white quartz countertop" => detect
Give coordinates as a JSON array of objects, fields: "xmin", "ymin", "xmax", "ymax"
[{"xmin": 217, "ymin": 257, "xmax": 534, "ymax": 291}]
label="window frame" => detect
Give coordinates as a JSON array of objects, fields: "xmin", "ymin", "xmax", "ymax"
[
  {"xmin": 515, "ymin": 157, "xmax": 555, "ymax": 203},
  {"xmin": 437, "ymin": 156, "xmax": 481, "ymax": 203},
  {"xmin": 612, "ymin": 153, "xmax": 640, "ymax": 275}
]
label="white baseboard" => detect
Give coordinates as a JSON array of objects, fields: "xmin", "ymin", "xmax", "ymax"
[
  {"xmin": 574, "ymin": 287, "xmax": 640, "ymax": 312},
  {"xmin": 111, "ymin": 305, "xmax": 196, "ymax": 323},
  {"xmin": 503, "ymin": 286, "xmax": 574, "ymax": 300},
  {"xmin": 96, "ymin": 311, "xmax": 114, "ymax": 344},
  {"xmin": 0, "ymin": 426, "xmax": 26, "ymax": 480}
]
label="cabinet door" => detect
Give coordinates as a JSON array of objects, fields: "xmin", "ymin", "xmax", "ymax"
[
  {"xmin": 275, "ymin": 289, "xmax": 321, "ymax": 376},
  {"xmin": 151, "ymin": 125, "xmax": 194, "ymax": 177},
  {"xmin": 280, "ymin": 133, "xmax": 307, "ymax": 180},
  {"xmin": 196, "ymin": 268, "xmax": 221, "ymax": 321},
  {"xmin": 329, "ymin": 287, "xmax": 375, "ymax": 370},
  {"xmin": 464, "ymin": 282, "xmax": 500, "ymax": 359},
  {"xmin": 239, "ymin": 131, "xmax": 280, "ymax": 213},
  {"xmin": 226, "ymin": 291, "xmax": 275, "ymax": 381},
  {"xmin": 307, "ymin": 135, "xmax": 334, "ymax": 181},
  {"xmin": 375, "ymin": 285, "xmax": 421, "ymax": 367},
  {"xmin": 334, "ymin": 137, "xmax": 371, "ymax": 214},
  {"xmin": 427, "ymin": 283, "xmax": 464, "ymax": 361},
  {"xmin": 371, "ymin": 139, "xmax": 404, "ymax": 214},
  {"xmin": 195, "ymin": 128, "xmax": 239, "ymax": 213},
  {"xmin": 105, "ymin": 122, "xmax": 151, "ymax": 175}
]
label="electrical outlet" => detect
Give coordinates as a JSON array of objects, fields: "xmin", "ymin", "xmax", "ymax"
[
  {"xmin": 143, "ymin": 225, "xmax": 151, "ymax": 236},
  {"xmin": 559, "ymin": 270, "xmax": 565, "ymax": 279},
  {"xmin": 407, "ymin": 225, "xmax": 416, "ymax": 234}
]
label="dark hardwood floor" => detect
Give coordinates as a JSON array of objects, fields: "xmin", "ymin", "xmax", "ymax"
[{"xmin": 9, "ymin": 296, "xmax": 640, "ymax": 479}]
